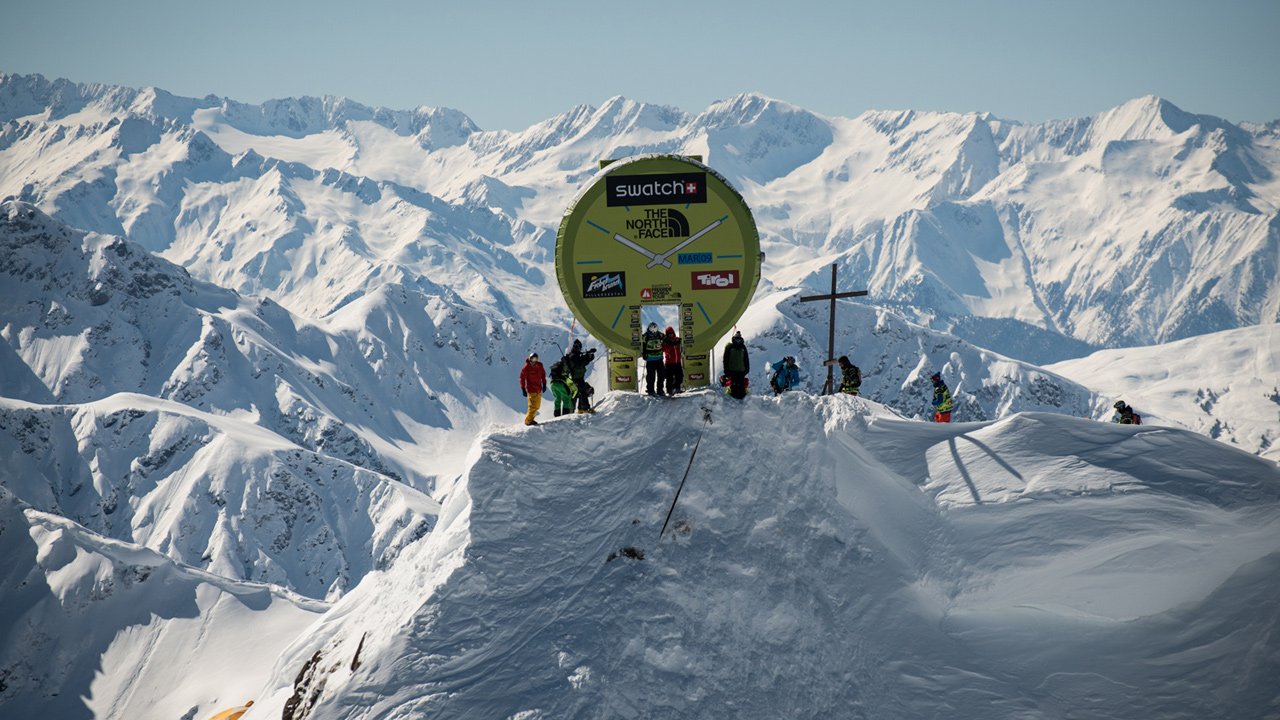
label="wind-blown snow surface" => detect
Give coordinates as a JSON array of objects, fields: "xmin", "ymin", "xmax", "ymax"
[
  {"xmin": 242, "ymin": 392, "xmax": 1280, "ymax": 720},
  {"xmin": 3, "ymin": 72, "xmax": 1278, "ymax": 361}
]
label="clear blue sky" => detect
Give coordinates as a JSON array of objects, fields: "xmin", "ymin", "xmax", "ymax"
[{"xmin": 3, "ymin": 0, "xmax": 1277, "ymax": 131}]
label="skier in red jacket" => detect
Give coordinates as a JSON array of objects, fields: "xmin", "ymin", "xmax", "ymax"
[
  {"xmin": 661, "ymin": 326, "xmax": 684, "ymax": 396},
  {"xmin": 518, "ymin": 352, "xmax": 547, "ymax": 426}
]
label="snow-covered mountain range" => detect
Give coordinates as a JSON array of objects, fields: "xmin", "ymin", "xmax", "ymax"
[
  {"xmin": 3, "ymin": 72, "xmax": 1277, "ymax": 361},
  {"xmin": 1, "ymin": 71, "xmax": 1278, "ymax": 720}
]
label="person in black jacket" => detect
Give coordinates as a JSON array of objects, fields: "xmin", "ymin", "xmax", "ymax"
[
  {"xmin": 721, "ymin": 331, "xmax": 750, "ymax": 399},
  {"xmin": 837, "ymin": 356, "xmax": 861, "ymax": 396},
  {"xmin": 564, "ymin": 339, "xmax": 598, "ymax": 413}
]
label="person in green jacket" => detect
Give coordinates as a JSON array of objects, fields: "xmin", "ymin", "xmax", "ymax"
[
  {"xmin": 548, "ymin": 358, "xmax": 577, "ymax": 417},
  {"xmin": 931, "ymin": 372, "xmax": 953, "ymax": 422},
  {"xmin": 722, "ymin": 331, "xmax": 750, "ymax": 399}
]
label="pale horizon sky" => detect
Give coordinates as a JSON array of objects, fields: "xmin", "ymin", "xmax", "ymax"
[{"xmin": 3, "ymin": 0, "xmax": 1278, "ymax": 131}]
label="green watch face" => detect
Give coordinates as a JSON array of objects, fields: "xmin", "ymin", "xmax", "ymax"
[{"xmin": 555, "ymin": 155, "xmax": 761, "ymax": 356}]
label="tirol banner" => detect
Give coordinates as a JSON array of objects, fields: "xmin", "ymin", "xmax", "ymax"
[{"xmin": 556, "ymin": 155, "xmax": 762, "ymax": 390}]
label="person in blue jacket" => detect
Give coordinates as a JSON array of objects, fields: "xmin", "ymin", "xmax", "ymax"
[{"xmin": 768, "ymin": 356, "xmax": 801, "ymax": 395}]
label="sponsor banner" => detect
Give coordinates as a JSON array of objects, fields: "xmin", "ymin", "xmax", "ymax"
[
  {"xmin": 691, "ymin": 270, "xmax": 740, "ymax": 290},
  {"xmin": 606, "ymin": 172, "xmax": 707, "ymax": 207},
  {"xmin": 615, "ymin": 376, "xmax": 633, "ymax": 383},
  {"xmin": 642, "ymin": 284, "xmax": 682, "ymax": 302},
  {"xmin": 625, "ymin": 208, "xmax": 690, "ymax": 240},
  {"xmin": 689, "ymin": 373, "xmax": 706, "ymax": 381},
  {"xmin": 678, "ymin": 252, "xmax": 712, "ymax": 265},
  {"xmin": 583, "ymin": 271, "xmax": 626, "ymax": 298}
]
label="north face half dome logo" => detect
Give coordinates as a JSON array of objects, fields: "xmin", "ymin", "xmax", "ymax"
[{"xmin": 623, "ymin": 208, "xmax": 690, "ymax": 239}]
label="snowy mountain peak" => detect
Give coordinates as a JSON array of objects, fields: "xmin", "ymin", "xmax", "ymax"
[
  {"xmin": 241, "ymin": 391, "xmax": 1280, "ymax": 719},
  {"xmin": 1088, "ymin": 94, "xmax": 1218, "ymax": 142}
]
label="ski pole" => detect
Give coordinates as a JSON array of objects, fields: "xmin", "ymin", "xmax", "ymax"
[{"xmin": 659, "ymin": 406, "xmax": 713, "ymax": 541}]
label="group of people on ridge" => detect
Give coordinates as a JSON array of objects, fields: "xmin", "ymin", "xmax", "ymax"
[
  {"xmin": 526, "ymin": 326, "xmax": 1133, "ymax": 426},
  {"xmin": 640, "ymin": 322, "xmax": 685, "ymax": 396},
  {"xmin": 522, "ymin": 332, "xmax": 1149, "ymax": 428},
  {"xmin": 765, "ymin": 354, "xmax": 862, "ymax": 398},
  {"xmin": 518, "ymin": 339, "xmax": 597, "ymax": 426}
]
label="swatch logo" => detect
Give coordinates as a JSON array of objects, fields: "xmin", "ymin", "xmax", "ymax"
[{"xmin": 606, "ymin": 172, "xmax": 707, "ymax": 207}]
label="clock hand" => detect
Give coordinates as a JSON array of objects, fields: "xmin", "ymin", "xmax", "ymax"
[
  {"xmin": 647, "ymin": 216, "xmax": 728, "ymax": 269},
  {"xmin": 614, "ymin": 233, "xmax": 671, "ymax": 267},
  {"xmin": 588, "ymin": 219, "xmax": 671, "ymax": 267}
]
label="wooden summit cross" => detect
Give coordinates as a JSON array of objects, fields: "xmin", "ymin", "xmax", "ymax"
[{"xmin": 798, "ymin": 264, "xmax": 868, "ymax": 395}]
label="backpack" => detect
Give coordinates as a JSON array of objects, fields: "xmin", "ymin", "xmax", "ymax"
[
  {"xmin": 1132, "ymin": 413, "xmax": 1142, "ymax": 425},
  {"xmin": 550, "ymin": 360, "xmax": 566, "ymax": 381}
]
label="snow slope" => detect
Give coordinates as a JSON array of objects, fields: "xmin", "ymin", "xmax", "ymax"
[
  {"xmin": 239, "ymin": 391, "xmax": 1280, "ymax": 720},
  {"xmin": 0, "ymin": 487, "xmax": 325, "ymax": 720},
  {"xmin": 1048, "ymin": 323, "xmax": 1280, "ymax": 461}
]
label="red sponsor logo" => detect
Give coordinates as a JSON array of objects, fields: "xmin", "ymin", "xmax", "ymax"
[
  {"xmin": 641, "ymin": 288, "xmax": 653, "ymax": 300},
  {"xmin": 689, "ymin": 373, "xmax": 705, "ymax": 381},
  {"xmin": 615, "ymin": 376, "xmax": 633, "ymax": 383},
  {"xmin": 691, "ymin": 270, "xmax": 739, "ymax": 289}
]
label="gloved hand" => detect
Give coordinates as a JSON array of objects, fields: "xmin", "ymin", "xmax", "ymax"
[{"xmin": 521, "ymin": 389, "xmax": 527, "ymax": 397}]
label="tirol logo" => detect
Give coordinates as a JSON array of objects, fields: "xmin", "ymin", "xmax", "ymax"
[
  {"xmin": 583, "ymin": 271, "xmax": 626, "ymax": 298},
  {"xmin": 625, "ymin": 208, "xmax": 689, "ymax": 240},
  {"xmin": 606, "ymin": 172, "xmax": 707, "ymax": 207},
  {"xmin": 691, "ymin": 270, "xmax": 740, "ymax": 289}
]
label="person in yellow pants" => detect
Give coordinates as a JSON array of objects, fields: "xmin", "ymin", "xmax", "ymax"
[{"xmin": 519, "ymin": 352, "xmax": 547, "ymax": 425}]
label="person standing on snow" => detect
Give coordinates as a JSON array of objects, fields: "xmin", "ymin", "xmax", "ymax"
[
  {"xmin": 837, "ymin": 356, "xmax": 861, "ymax": 396},
  {"xmin": 769, "ymin": 355, "xmax": 801, "ymax": 394},
  {"xmin": 930, "ymin": 372, "xmax": 953, "ymax": 423},
  {"xmin": 641, "ymin": 322, "xmax": 665, "ymax": 396},
  {"xmin": 722, "ymin": 331, "xmax": 750, "ymax": 399},
  {"xmin": 565, "ymin": 339, "xmax": 598, "ymax": 413},
  {"xmin": 1111, "ymin": 400, "xmax": 1142, "ymax": 425},
  {"xmin": 519, "ymin": 352, "xmax": 547, "ymax": 426},
  {"xmin": 662, "ymin": 326, "xmax": 684, "ymax": 396},
  {"xmin": 548, "ymin": 357, "xmax": 576, "ymax": 417}
]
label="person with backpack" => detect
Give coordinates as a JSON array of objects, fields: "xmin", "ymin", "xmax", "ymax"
[
  {"xmin": 662, "ymin": 326, "xmax": 684, "ymax": 396},
  {"xmin": 769, "ymin": 355, "xmax": 801, "ymax": 395},
  {"xmin": 837, "ymin": 356, "xmax": 861, "ymax": 396},
  {"xmin": 641, "ymin": 322, "xmax": 665, "ymax": 396},
  {"xmin": 1111, "ymin": 400, "xmax": 1142, "ymax": 425},
  {"xmin": 722, "ymin": 331, "xmax": 750, "ymax": 399},
  {"xmin": 930, "ymin": 372, "xmax": 953, "ymax": 423},
  {"xmin": 518, "ymin": 352, "xmax": 547, "ymax": 426},
  {"xmin": 548, "ymin": 357, "xmax": 577, "ymax": 417},
  {"xmin": 565, "ymin": 339, "xmax": 598, "ymax": 413}
]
